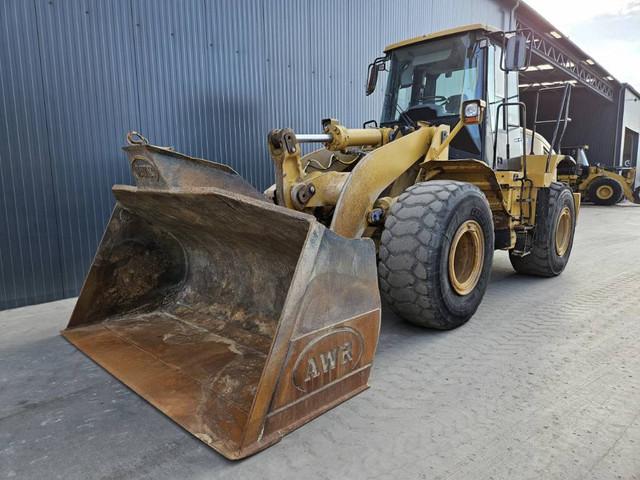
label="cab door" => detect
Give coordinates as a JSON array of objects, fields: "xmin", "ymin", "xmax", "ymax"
[{"xmin": 485, "ymin": 42, "xmax": 523, "ymax": 170}]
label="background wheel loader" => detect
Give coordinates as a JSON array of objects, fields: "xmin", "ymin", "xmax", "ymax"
[
  {"xmin": 558, "ymin": 145, "xmax": 640, "ymax": 205},
  {"xmin": 63, "ymin": 24, "xmax": 580, "ymax": 459}
]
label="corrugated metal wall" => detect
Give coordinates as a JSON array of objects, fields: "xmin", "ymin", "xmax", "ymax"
[{"xmin": 0, "ymin": 0, "xmax": 508, "ymax": 310}]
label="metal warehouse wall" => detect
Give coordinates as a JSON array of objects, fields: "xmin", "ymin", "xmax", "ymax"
[{"xmin": 0, "ymin": 0, "xmax": 509, "ymax": 309}]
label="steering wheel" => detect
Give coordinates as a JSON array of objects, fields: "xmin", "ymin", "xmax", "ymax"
[
  {"xmin": 445, "ymin": 94, "xmax": 462, "ymax": 114},
  {"xmin": 416, "ymin": 95, "xmax": 448, "ymax": 106}
]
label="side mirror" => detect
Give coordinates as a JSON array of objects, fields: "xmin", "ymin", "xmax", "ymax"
[
  {"xmin": 366, "ymin": 57, "xmax": 387, "ymax": 96},
  {"xmin": 504, "ymin": 33, "xmax": 529, "ymax": 71}
]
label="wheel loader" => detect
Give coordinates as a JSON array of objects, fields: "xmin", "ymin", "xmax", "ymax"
[
  {"xmin": 558, "ymin": 145, "xmax": 640, "ymax": 205},
  {"xmin": 63, "ymin": 24, "xmax": 580, "ymax": 459}
]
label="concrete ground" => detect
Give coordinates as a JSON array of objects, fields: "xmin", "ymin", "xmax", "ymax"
[{"xmin": 1, "ymin": 204, "xmax": 639, "ymax": 480}]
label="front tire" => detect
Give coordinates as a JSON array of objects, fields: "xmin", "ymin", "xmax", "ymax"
[
  {"xmin": 588, "ymin": 176, "xmax": 622, "ymax": 206},
  {"xmin": 378, "ymin": 181, "xmax": 494, "ymax": 330},
  {"xmin": 510, "ymin": 182, "xmax": 576, "ymax": 277}
]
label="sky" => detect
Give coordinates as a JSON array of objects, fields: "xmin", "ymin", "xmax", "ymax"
[{"xmin": 525, "ymin": 0, "xmax": 640, "ymax": 88}]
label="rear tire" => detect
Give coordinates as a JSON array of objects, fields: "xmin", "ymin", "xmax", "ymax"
[
  {"xmin": 633, "ymin": 187, "xmax": 640, "ymax": 204},
  {"xmin": 378, "ymin": 180, "xmax": 494, "ymax": 330},
  {"xmin": 509, "ymin": 183, "xmax": 575, "ymax": 277},
  {"xmin": 588, "ymin": 176, "xmax": 622, "ymax": 206}
]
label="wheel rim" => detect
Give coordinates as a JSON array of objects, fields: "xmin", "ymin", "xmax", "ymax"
[
  {"xmin": 448, "ymin": 220, "xmax": 484, "ymax": 296},
  {"xmin": 555, "ymin": 206, "xmax": 572, "ymax": 256},
  {"xmin": 596, "ymin": 184, "xmax": 614, "ymax": 200}
]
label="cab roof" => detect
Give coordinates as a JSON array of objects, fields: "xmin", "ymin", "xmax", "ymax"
[{"xmin": 384, "ymin": 24, "xmax": 500, "ymax": 53}]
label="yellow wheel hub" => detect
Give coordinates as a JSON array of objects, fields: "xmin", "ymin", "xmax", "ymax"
[
  {"xmin": 596, "ymin": 184, "xmax": 614, "ymax": 200},
  {"xmin": 448, "ymin": 220, "xmax": 484, "ymax": 296},
  {"xmin": 555, "ymin": 206, "xmax": 572, "ymax": 256}
]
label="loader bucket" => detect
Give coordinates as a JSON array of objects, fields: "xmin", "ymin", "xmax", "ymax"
[{"xmin": 63, "ymin": 142, "xmax": 381, "ymax": 459}]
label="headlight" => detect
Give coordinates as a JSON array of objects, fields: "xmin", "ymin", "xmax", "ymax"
[
  {"xmin": 464, "ymin": 102, "xmax": 480, "ymax": 118},
  {"xmin": 461, "ymin": 100, "xmax": 486, "ymax": 125}
]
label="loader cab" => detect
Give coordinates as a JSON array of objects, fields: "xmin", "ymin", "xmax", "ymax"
[
  {"xmin": 376, "ymin": 26, "xmax": 524, "ymax": 167},
  {"xmin": 559, "ymin": 145, "xmax": 591, "ymax": 177}
]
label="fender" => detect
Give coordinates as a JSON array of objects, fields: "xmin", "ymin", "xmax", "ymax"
[{"xmin": 331, "ymin": 126, "xmax": 436, "ymax": 238}]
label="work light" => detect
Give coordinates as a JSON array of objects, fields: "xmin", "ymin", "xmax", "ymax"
[{"xmin": 462, "ymin": 100, "xmax": 486, "ymax": 125}]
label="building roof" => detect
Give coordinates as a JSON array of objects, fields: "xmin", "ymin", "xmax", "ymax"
[{"xmin": 513, "ymin": 1, "xmax": 633, "ymax": 99}]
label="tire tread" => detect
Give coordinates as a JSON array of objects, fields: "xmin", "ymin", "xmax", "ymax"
[
  {"xmin": 510, "ymin": 182, "xmax": 574, "ymax": 277},
  {"xmin": 379, "ymin": 180, "xmax": 492, "ymax": 329}
]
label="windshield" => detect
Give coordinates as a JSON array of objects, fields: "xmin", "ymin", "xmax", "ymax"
[{"xmin": 381, "ymin": 33, "xmax": 483, "ymax": 125}]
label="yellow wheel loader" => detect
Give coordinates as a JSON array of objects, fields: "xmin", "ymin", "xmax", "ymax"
[
  {"xmin": 63, "ymin": 25, "xmax": 580, "ymax": 459},
  {"xmin": 558, "ymin": 145, "xmax": 640, "ymax": 205}
]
